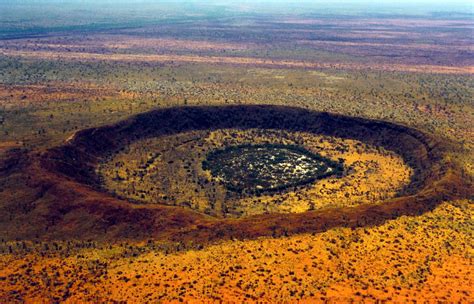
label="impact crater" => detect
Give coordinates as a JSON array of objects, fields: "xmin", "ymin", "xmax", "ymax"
[{"xmin": 34, "ymin": 105, "xmax": 469, "ymax": 242}]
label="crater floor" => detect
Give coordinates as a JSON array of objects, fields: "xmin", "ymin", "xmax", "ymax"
[{"xmin": 98, "ymin": 128, "xmax": 412, "ymax": 217}]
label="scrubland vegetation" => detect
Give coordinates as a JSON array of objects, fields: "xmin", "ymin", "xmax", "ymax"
[
  {"xmin": 0, "ymin": 2, "xmax": 473, "ymax": 302},
  {"xmin": 202, "ymin": 143, "xmax": 342, "ymax": 193},
  {"xmin": 1, "ymin": 63, "xmax": 472, "ymax": 303},
  {"xmin": 0, "ymin": 200, "xmax": 472, "ymax": 302}
]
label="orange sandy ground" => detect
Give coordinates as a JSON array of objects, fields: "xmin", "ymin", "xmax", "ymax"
[{"xmin": 0, "ymin": 200, "xmax": 472, "ymax": 303}]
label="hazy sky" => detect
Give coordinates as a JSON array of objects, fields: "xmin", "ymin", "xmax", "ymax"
[
  {"xmin": 0, "ymin": 0, "xmax": 472, "ymax": 9},
  {"xmin": 0, "ymin": 0, "xmax": 472, "ymax": 27},
  {"xmin": 0, "ymin": 0, "xmax": 472, "ymax": 5}
]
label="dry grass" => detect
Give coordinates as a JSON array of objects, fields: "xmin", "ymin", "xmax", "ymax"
[
  {"xmin": 0, "ymin": 14, "xmax": 472, "ymax": 300},
  {"xmin": 0, "ymin": 200, "xmax": 471, "ymax": 302}
]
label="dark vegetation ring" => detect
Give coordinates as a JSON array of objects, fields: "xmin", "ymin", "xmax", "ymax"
[
  {"xmin": 23, "ymin": 105, "xmax": 471, "ymax": 243},
  {"xmin": 202, "ymin": 143, "xmax": 344, "ymax": 194}
]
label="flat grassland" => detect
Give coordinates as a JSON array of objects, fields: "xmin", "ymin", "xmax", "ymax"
[{"xmin": 0, "ymin": 2, "xmax": 473, "ymax": 302}]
